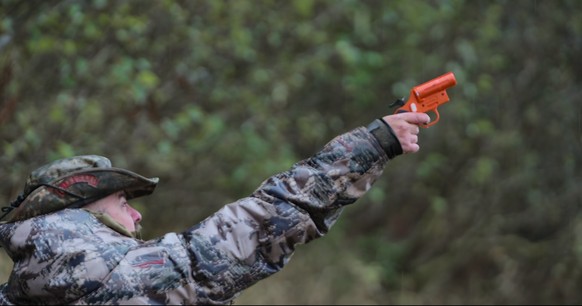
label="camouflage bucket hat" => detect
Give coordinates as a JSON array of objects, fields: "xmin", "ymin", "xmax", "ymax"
[{"xmin": 1, "ymin": 155, "xmax": 159, "ymax": 222}]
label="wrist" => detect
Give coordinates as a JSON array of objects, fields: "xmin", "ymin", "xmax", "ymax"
[{"xmin": 366, "ymin": 118, "xmax": 403, "ymax": 159}]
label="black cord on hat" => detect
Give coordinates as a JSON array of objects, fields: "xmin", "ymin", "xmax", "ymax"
[{"xmin": 0, "ymin": 184, "xmax": 85, "ymax": 221}]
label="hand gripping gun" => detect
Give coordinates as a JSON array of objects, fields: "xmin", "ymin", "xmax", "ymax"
[{"xmin": 392, "ymin": 72, "xmax": 457, "ymax": 127}]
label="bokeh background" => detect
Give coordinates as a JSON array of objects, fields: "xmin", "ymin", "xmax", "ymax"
[{"xmin": 1, "ymin": 0, "xmax": 581, "ymax": 304}]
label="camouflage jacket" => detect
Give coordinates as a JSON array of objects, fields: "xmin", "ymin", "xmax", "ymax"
[{"xmin": 0, "ymin": 124, "xmax": 399, "ymax": 305}]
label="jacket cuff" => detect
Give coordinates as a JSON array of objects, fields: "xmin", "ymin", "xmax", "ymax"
[{"xmin": 366, "ymin": 118, "xmax": 403, "ymax": 159}]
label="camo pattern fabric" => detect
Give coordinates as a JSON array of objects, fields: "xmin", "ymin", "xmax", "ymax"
[{"xmin": 0, "ymin": 126, "xmax": 391, "ymax": 305}]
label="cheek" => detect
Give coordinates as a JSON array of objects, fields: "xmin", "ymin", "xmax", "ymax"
[{"xmin": 108, "ymin": 207, "xmax": 136, "ymax": 230}]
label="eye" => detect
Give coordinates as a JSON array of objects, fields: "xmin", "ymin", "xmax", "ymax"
[{"xmin": 121, "ymin": 197, "xmax": 130, "ymax": 207}]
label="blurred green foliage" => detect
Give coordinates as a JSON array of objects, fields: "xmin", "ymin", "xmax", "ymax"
[{"xmin": 1, "ymin": 0, "xmax": 581, "ymax": 304}]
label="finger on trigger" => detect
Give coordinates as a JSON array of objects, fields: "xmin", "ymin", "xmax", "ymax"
[
  {"xmin": 400, "ymin": 112, "xmax": 430, "ymax": 125},
  {"xmin": 416, "ymin": 113, "xmax": 431, "ymax": 125}
]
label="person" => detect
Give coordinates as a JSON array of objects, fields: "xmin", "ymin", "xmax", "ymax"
[{"xmin": 0, "ymin": 112, "xmax": 431, "ymax": 305}]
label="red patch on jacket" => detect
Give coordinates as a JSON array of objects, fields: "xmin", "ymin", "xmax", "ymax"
[{"xmin": 133, "ymin": 258, "xmax": 165, "ymax": 268}]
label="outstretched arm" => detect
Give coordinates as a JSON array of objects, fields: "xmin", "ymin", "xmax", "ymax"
[
  {"xmin": 173, "ymin": 114, "xmax": 430, "ymax": 303},
  {"xmin": 106, "ymin": 114, "xmax": 431, "ymax": 305}
]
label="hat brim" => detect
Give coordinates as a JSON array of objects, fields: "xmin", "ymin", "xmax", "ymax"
[{"xmin": 7, "ymin": 168, "xmax": 159, "ymax": 222}]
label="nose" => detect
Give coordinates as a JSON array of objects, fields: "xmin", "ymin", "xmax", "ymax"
[{"xmin": 129, "ymin": 205, "xmax": 142, "ymax": 223}]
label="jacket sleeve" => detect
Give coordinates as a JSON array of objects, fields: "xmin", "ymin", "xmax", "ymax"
[
  {"xmin": 179, "ymin": 125, "xmax": 397, "ymax": 302},
  {"xmin": 101, "ymin": 125, "xmax": 399, "ymax": 305}
]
